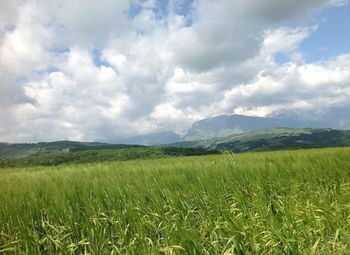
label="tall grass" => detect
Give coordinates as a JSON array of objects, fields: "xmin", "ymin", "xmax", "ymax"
[{"xmin": 1, "ymin": 147, "xmax": 350, "ymax": 254}]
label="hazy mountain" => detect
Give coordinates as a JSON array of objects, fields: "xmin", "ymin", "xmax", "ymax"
[
  {"xmin": 183, "ymin": 114, "xmax": 329, "ymax": 141},
  {"xmin": 270, "ymin": 107, "xmax": 350, "ymax": 129},
  {"xmin": 119, "ymin": 131, "xmax": 182, "ymax": 146},
  {"xmin": 2, "ymin": 112, "xmax": 348, "ymax": 154},
  {"xmin": 174, "ymin": 128, "xmax": 350, "ymax": 152},
  {"xmin": 3, "ymin": 127, "xmax": 350, "ymax": 161}
]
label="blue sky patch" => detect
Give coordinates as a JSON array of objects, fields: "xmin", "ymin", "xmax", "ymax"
[{"xmin": 299, "ymin": 4, "xmax": 350, "ymax": 62}]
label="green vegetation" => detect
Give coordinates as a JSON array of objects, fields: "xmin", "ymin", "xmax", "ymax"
[
  {"xmin": 0, "ymin": 147, "xmax": 219, "ymax": 168},
  {"xmin": 2, "ymin": 128, "xmax": 350, "ymax": 168},
  {"xmin": 174, "ymin": 128, "xmax": 350, "ymax": 152},
  {"xmin": 0, "ymin": 141, "xmax": 143, "ymax": 159},
  {"xmin": 1, "ymin": 147, "xmax": 350, "ymax": 254}
]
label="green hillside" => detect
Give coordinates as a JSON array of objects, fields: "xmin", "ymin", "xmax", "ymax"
[
  {"xmin": 0, "ymin": 141, "xmax": 143, "ymax": 159},
  {"xmin": 3, "ymin": 128, "xmax": 350, "ymax": 167},
  {"xmin": 173, "ymin": 128, "xmax": 350, "ymax": 152},
  {"xmin": 1, "ymin": 148, "xmax": 350, "ymax": 254},
  {"xmin": 0, "ymin": 147, "xmax": 219, "ymax": 168}
]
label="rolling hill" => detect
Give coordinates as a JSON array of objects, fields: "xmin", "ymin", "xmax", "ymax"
[
  {"xmin": 0, "ymin": 146, "xmax": 220, "ymax": 168},
  {"xmin": 0, "ymin": 141, "xmax": 143, "ymax": 159},
  {"xmin": 174, "ymin": 128, "xmax": 350, "ymax": 152}
]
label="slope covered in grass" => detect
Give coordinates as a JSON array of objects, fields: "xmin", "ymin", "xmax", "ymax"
[
  {"xmin": 0, "ymin": 141, "xmax": 143, "ymax": 159},
  {"xmin": 0, "ymin": 147, "xmax": 219, "ymax": 168},
  {"xmin": 1, "ymin": 147, "xmax": 350, "ymax": 254},
  {"xmin": 173, "ymin": 128, "xmax": 350, "ymax": 152}
]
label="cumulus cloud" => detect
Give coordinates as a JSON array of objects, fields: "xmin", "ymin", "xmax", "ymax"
[
  {"xmin": 216, "ymin": 53, "xmax": 350, "ymax": 117},
  {"xmin": 0, "ymin": 0, "xmax": 349, "ymax": 142}
]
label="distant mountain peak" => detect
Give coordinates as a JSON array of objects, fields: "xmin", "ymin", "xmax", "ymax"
[
  {"xmin": 184, "ymin": 114, "xmax": 331, "ymax": 141},
  {"xmin": 173, "ymin": 128, "xmax": 350, "ymax": 153}
]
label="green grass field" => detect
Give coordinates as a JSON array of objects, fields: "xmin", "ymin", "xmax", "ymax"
[{"xmin": 1, "ymin": 147, "xmax": 350, "ymax": 254}]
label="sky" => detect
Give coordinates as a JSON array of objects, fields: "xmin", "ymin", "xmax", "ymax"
[{"xmin": 0, "ymin": 0, "xmax": 350, "ymax": 142}]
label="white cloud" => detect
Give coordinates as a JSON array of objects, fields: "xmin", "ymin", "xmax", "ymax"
[
  {"xmin": 263, "ymin": 27, "xmax": 316, "ymax": 55},
  {"xmin": 0, "ymin": 0, "xmax": 349, "ymax": 142},
  {"xmin": 215, "ymin": 53, "xmax": 350, "ymax": 117},
  {"xmin": 329, "ymin": 0, "xmax": 350, "ymax": 6},
  {"xmin": 0, "ymin": 3, "xmax": 54, "ymax": 74}
]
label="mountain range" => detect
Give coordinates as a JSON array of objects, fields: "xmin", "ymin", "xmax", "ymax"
[
  {"xmin": 119, "ymin": 113, "xmax": 345, "ymax": 145},
  {"xmin": 173, "ymin": 128, "xmax": 350, "ymax": 152},
  {"xmin": 182, "ymin": 114, "xmax": 329, "ymax": 141},
  {"xmin": 2, "ymin": 127, "xmax": 350, "ymax": 161},
  {"xmin": 1, "ymin": 113, "xmax": 349, "ymax": 159}
]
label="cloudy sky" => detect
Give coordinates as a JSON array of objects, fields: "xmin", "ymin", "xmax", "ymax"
[{"xmin": 1, "ymin": 0, "xmax": 350, "ymax": 142}]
